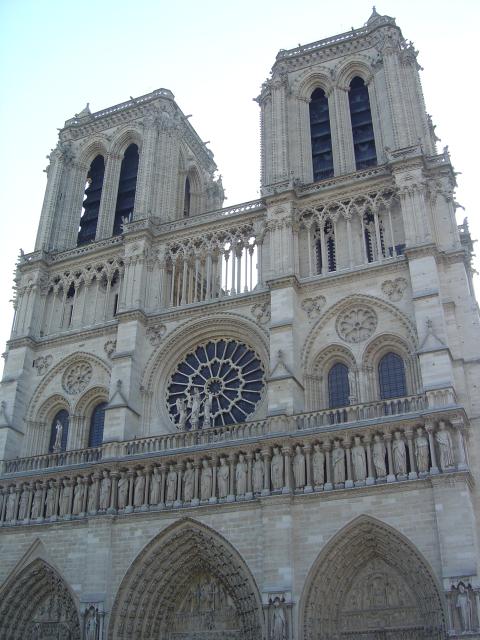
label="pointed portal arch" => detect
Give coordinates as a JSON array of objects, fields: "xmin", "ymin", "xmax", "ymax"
[
  {"xmin": 0, "ymin": 558, "xmax": 80, "ymax": 639},
  {"xmin": 300, "ymin": 516, "xmax": 446, "ymax": 639},
  {"xmin": 109, "ymin": 518, "xmax": 264, "ymax": 639}
]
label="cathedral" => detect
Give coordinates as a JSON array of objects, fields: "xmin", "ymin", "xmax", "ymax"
[{"xmin": 1, "ymin": 8, "xmax": 480, "ymax": 639}]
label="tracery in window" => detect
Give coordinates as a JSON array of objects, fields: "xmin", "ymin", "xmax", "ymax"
[
  {"xmin": 48, "ymin": 409, "xmax": 69, "ymax": 452},
  {"xmin": 113, "ymin": 144, "xmax": 139, "ymax": 236},
  {"xmin": 363, "ymin": 211, "xmax": 385, "ymax": 263},
  {"xmin": 315, "ymin": 219, "xmax": 336, "ymax": 273},
  {"xmin": 309, "ymin": 88, "xmax": 334, "ymax": 181},
  {"xmin": 77, "ymin": 155, "xmax": 105, "ymax": 246},
  {"xmin": 348, "ymin": 77, "xmax": 377, "ymax": 170},
  {"xmin": 378, "ymin": 352, "xmax": 407, "ymax": 399},
  {"xmin": 88, "ymin": 401, "xmax": 107, "ymax": 448},
  {"xmin": 328, "ymin": 363, "xmax": 350, "ymax": 408}
]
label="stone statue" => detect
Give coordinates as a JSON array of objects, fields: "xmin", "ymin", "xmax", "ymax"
[
  {"xmin": 415, "ymin": 427, "xmax": 430, "ymax": 473},
  {"xmin": 18, "ymin": 485, "xmax": 30, "ymax": 520},
  {"xmin": 176, "ymin": 397, "xmax": 187, "ymax": 430},
  {"xmin": 87, "ymin": 478, "xmax": 98, "ymax": 512},
  {"xmin": 200, "ymin": 459, "xmax": 212, "ymax": 500},
  {"xmin": 133, "ymin": 470, "xmax": 145, "ymax": 507},
  {"xmin": 150, "ymin": 467, "xmax": 161, "ymax": 505},
  {"xmin": 99, "ymin": 471, "xmax": 111, "ymax": 510},
  {"xmin": 456, "ymin": 583, "xmax": 473, "ymax": 632},
  {"xmin": 203, "ymin": 392, "xmax": 213, "ymax": 428},
  {"xmin": 189, "ymin": 388, "xmax": 202, "ymax": 430},
  {"xmin": 84, "ymin": 606, "xmax": 98, "ymax": 640},
  {"xmin": 253, "ymin": 452, "xmax": 264, "ymax": 493},
  {"xmin": 271, "ymin": 447, "xmax": 283, "ymax": 490},
  {"xmin": 5, "ymin": 486, "xmax": 16, "ymax": 521},
  {"xmin": 183, "ymin": 461, "xmax": 195, "ymax": 502},
  {"xmin": 235, "ymin": 454, "xmax": 247, "ymax": 495},
  {"xmin": 435, "ymin": 421, "xmax": 455, "ymax": 470},
  {"xmin": 392, "ymin": 431, "xmax": 407, "ymax": 475},
  {"xmin": 271, "ymin": 597, "xmax": 287, "ymax": 640},
  {"xmin": 118, "ymin": 472, "xmax": 128, "ymax": 509},
  {"xmin": 72, "ymin": 477, "xmax": 84, "ymax": 515},
  {"xmin": 45, "ymin": 481, "xmax": 56, "ymax": 518},
  {"xmin": 373, "ymin": 435, "xmax": 387, "ymax": 477},
  {"xmin": 352, "ymin": 437, "xmax": 366, "ymax": 482},
  {"xmin": 53, "ymin": 420, "xmax": 63, "ymax": 453},
  {"xmin": 166, "ymin": 466, "xmax": 177, "ymax": 502},
  {"xmin": 293, "ymin": 445, "xmax": 306, "ymax": 489},
  {"xmin": 59, "ymin": 480, "xmax": 72, "ymax": 516},
  {"xmin": 31, "ymin": 482, "xmax": 43, "ymax": 519},
  {"xmin": 312, "ymin": 444, "xmax": 325, "ymax": 487},
  {"xmin": 332, "ymin": 441, "xmax": 345, "ymax": 484},
  {"xmin": 217, "ymin": 458, "xmax": 230, "ymax": 498}
]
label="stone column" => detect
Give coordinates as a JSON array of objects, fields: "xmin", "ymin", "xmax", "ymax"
[
  {"xmin": 209, "ymin": 457, "xmax": 218, "ymax": 504},
  {"xmin": 133, "ymin": 117, "xmax": 158, "ymax": 220},
  {"xmin": 425, "ymin": 421, "xmax": 439, "ymax": 475},
  {"xmin": 143, "ymin": 466, "xmax": 152, "ymax": 509},
  {"xmin": 405, "ymin": 429, "xmax": 417, "ymax": 479},
  {"xmin": 262, "ymin": 449, "xmax": 271, "ymax": 496},
  {"xmin": 81, "ymin": 477, "xmax": 89, "ymax": 515},
  {"xmin": 282, "ymin": 446, "xmax": 292, "ymax": 494},
  {"xmin": 26, "ymin": 482, "xmax": 34, "ymax": 522},
  {"xmin": 304, "ymin": 444, "xmax": 313, "ymax": 493},
  {"xmin": 108, "ymin": 471, "xmax": 119, "ymax": 514},
  {"xmin": 364, "ymin": 435, "xmax": 375, "ymax": 486},
  {"xmin": 344, "ymin": 439, "xmax": 354, "ymax": 489},
  {"xmin": 96, "ymin": 152, "xmax": 123, "ymax": 239},
  {"xmin": 0, "ymin": 487, "xmax": 7, "ymax": 524},
  {"xmin": 52, "ymin": 480, "xmax": 61, "ymax": 521},
  {"xmin": 384, "ymin": 433, "xmax": 396, "ymax": 483},
  {"xmin": 451, "ymin": 417, "xmax": 468, "ymax": 470},
  {"xmin": 332, "ymin": 86, "xmax": 356, "ymax": 174},
  {"xmin": 246, "ymin": 452, "xmax": 253, "ymax": 499},
  {"xmin": 175, "ymin": 463, "xmax": 183, "ymax": 508},
  {"xmin": 227, "ymin": 454, "xmax": 235, "ymax": 502},
  {"xmin": 40, "ymin": 481, "xmax": 48, "ymax": 521},
  {"xmin": 159, "ymin": 464, "xmax": 166, "ymax": 509},
  {"xmin": 192, "ymin": 461, "xmax": 200, "ymax": 507},
  {"xmin": 125, "ymin": 471, "xmax": 135, "ymax": 514},
  {"xmin": 324, "ymin": 441, "xmax": 333, "ymax": 491}
]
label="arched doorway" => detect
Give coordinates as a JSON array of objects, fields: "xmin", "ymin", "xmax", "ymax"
[
  {"xmin": 109, "ymin": 519, "xmax": 264, "ymax": 639},
  {"xmin": 0, "ymin": 559, "xmax": 80, "ymax": 639},
  {"xmin": 300, "ymin": 516, "xmax": 446, "ymax": 640}
]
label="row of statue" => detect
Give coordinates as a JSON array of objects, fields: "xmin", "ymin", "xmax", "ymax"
[{"xmin": 0, "ymin": 423, "xmax": 462, "ymax": 524}]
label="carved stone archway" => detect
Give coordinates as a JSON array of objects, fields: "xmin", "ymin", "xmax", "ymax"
[
  {"xmin": 109, "ymin": 519, "xmax": 265, "ymax": 639},
  {"xmin": 300, "ymin": 516, "xmax": 446, "ymax": 640},
  {"xmin": 0, "ymin": 559, "xmax": 81, "ymax": 639}
]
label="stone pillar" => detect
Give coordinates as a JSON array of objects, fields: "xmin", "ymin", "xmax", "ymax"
[
  {"xmin": 108, "ymin": 471, "xmax": 119, "ymax": 514},
  {"xmin": 192, "ymin": 461, "xmax": 200, "ymax": 507},
  {"xmin": 384, "ymin": 433, "xmax": 396, "ymax": 483},
  {"xmin": 133, "ymin": 118, "xmax": 158, "ymax": 220},
  {"xmin": 425, "ymin": 421, "xmax": 439, "ymax": 475},
  {"xmin": 175, "ymin": 462, "xmax": 183, "ymax": 508},
  {"xmin": 35, "ymin": 147, "xmax": 67, "ymax": 250},
  {"xmin": 405, "ymin": 429, "xmax": 418, "ymax": 479},
  {"xmin": 344, "ymin": 439, "xmax": 354, "ymax": 489},
  {"xmin": 332, "ymin": 86, "xmax": 356, "ymax": 174},
  {"xmin": 246, "ymin": 452, "xmax": 253, "ymax": 499},
  {"xmin": 96, "ymin": 152, "xmax": 122, "ymax": 239},
  {"xmin": 364, "ymin": 435, "xmax": 375, "ymax": 486},
  {"xmin": 262, "ymin": 449, "xmax": 271, "ymax": 496},
  {"xmin": 324, "ymin": 441, "xmax": 333, "ymax": 491},
  {"xmin": 450, "ymin": 417, "xmax": 468, "ymax": 470},
  {"xmin": 227, "ymin": 454, "xmax": 235, "ymax": 502},
  {"xmin": 282, "ymin": 446, "xmax": 292, "ymax": 494},
  {"xmin": 209, "ymin": 457, "xmax": 218, "ymax": 504},
  {"xmin": 304, "ymin": 444, "xmax": 313, "ymax": 493}
]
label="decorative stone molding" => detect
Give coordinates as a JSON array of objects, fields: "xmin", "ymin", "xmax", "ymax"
[
  {"xmin": 62, "ymin": 361, "xmax": 93, "ymax": 395},
  {"xmin": 103, "ymin": 340, "xmax": 116, "ymax": 359},
  {"xmin": 251, "ymin": 301, "xmax": 271, "ymax": 325},
  {"xmin": 336, "ymin": 307, "xmax": 377, "ymax": 343},
  {"xmin": 146, "ymin": 323, "xmax": 167, "ymax": 346},
  {"xmin": 33, "ymin": 354, "xmax": 52, "ymax": 376},
  {"xmin": 381, "ymin": 277, "xmax": 407, "ymax": 301},
  {"xmin": 301, "ymin": 295, "xmax": 326, "ymax": 319}
]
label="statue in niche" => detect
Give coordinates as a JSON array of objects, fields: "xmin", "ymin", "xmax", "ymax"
[
  {"xmin": 150, "ymin": 467, "xmax": 161, "ymax": 505},
  {"xmin": 99, "ymin": 471, "xmax": 111, "ymax": 510},
  {"xmin": 348, "ymin": 369, "xmax": 357, "ymax": 401},
  {"xmin": 200, "ymin": 459, "xmax": 212, "ymax": 499},
  {"xmin": 332, "ymin": 441, "xmax": 345, "ymax": 484},
  {"xmin": 392, "ymin": 431, "xmax": 407, "ymax": 475},
  {"xmin": 45, "ymin": 480, "xmax": 56, "ymax": 517},
  {"xmin": 176, "ymin": 397, "xmax": 187, "ymax": 430},
  {"xmin": 236, "ymin": 453, "xmax": 247, "ymax": 495},
  {"xmin": 183, "ymin": 461, "xmax": 195, "ymax": 502},
  {"xmin": 18, "ymin": 485, "xmax": 30, "ymax": 520},
  {"xmin": 117, "ymin": 471, "xmax": 128, "ymax": 509},
  {"xmin": 189, "ymin": 388, "xmax": 202, "ymax": 430},
  {"xmin": 72, "ymin": 477, "xmax": 84, "ymax": 515},
  {"xmin": 84, "ymin": 606, "xmax": 98, "ymax": 640},
  {"xmin": 312, "ymin": 443, "xmax": 325, "ymax": 487},
  {"xmin": 373, "ymin": 434, "xmax": 387, "ymax": 477},
  {"xmin": 253, "ymin": 451, "xmax": 264, "ymax": 493},
  {"xmin": 133, "ymin": 470, "xmax": 145, "ymax": 507},
  {"xmin": 415, "ymin": 427, "xmax": 430, "ymax": 472},
  {"xmin": 53, "ymin": 420, "xmax": 63, "ymax": 453},
  {"xmin": 166, "ymin": 466, "xmax": 177, "ymax": 502},
  {"xmin": 435, "ymin": 421, "xmax": 455, "ymax": 470},
  {"xmin": 31, "ymin": 482, "xmax": 43, "ymax": 519},
  {"xmin": 5, "ymin": 486, "xmax": 16, "ymax": 521},
  {"xmin": 293, "ymin": 445, "xmax": 306, "ymax": 489},
  {"xmin": 217, "ymin": 457, "xmax": 229, "ymax": 498},
  {"xmin": 203, "ymin": 392, "xmax": 213, "ymax": 428},
  {"xmin": 456, "ymin": 583, "xmax": 473, "ymax": 632},
  {"xmin": 59, "ymin": 479, "xmax": 72, "ymax": 516},
  {"xmin": 271, "ymin": 597, "xmax": 287, "ymax": 640},
  {"xmin": 271, "ymin": 447, "xmax": 284, "ymax": 490},
  {"xmin": 352, "ymin": 436, "xmax": 366, "ymax": 482}
]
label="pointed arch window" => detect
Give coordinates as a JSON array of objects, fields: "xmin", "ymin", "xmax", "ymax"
[
  {"xmin": 315, "ymin": 219, "xmax": 336, "ymax": 273},
  {"xmin": 348, "ymin": 77, "xmax": 377, "ymax": 170},
  {"xmin": 328, "ymin": 363, "xmax": 350, "ymax": 408},
  {"xmin": 48, "ymin": 409, "xmax": 69, "ymax": 452},
  {"xmin": 113, "ymin": 144, "xmax": 139, "ymax": 236},
  {"xmin": 363, "ymin": 211, "xmax": 385, "ymax": 262},
  {"xmin": 378, "ymin": 352, "xmax": 407, "ymax": 399},
  {"xmin": 309, "ymin": 88, "xmax": 334, "ymax": 181},
  {"xmin": 183, "ymin": 176, "xmax": 191, "ymax": 217},
  {"xmin": 77, "ymin": 155, "xmax": 105, "ymax": 246},
  {"xmin": 88, "ymin": 401, "xmax": 107, "ymax": 448}
]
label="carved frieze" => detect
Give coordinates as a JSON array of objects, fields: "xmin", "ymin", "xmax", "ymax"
[
  {"xmin": 146, "ymin": 323, "xmax": 167, "ymax": 346},
  {"xmin": 251, "ymin": 302, "xmax": 271, "ymax": 325},
  {"xmin": 381, "ymin": 277, "xmax": 407, "ymax": 301},
  {"xmin": 33, "ymin": 354, "xmax": 52, "ymax": 376},
  {"xmin": 104, "ymin": 340, "xmax": 116, "ymax": 359},
  {"xmin": 301, "ymin": 295, "xmax": 326, "ymax": 319}
]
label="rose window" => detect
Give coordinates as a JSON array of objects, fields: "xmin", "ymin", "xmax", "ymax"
[
  {"xmin": 62, "ymin": 361, "xmax": 93, "ymax": 395},
  {"xmin": 336, "ymin": 307, "xmax": 377, "ymax": 343},
  {"xmin": 167, "ymin": 339, "xmax": 264, "ymax": 429}
]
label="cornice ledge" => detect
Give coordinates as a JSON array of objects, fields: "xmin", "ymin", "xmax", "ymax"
[{"xmin": 265, "ymin": 275, "xmax": 300, "ymax": 291}]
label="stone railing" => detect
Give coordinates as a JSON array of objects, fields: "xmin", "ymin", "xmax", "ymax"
[
  {"xmin": 0, "ymin": 416, "xmax": 468, "ymax": 527},
  {"xmin": 3, "ymin": 446, "xmax": 103, "ymax": 474}
]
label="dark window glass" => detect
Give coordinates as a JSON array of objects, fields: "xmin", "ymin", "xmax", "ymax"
[
  {"xmin": 48, "ymin": 409, "xmax": 69, "ymax": 452},
  {"xmin": 88, "ymin": 402, "xmax": 108, "ymax": 448},
  {"xmin": 378, "ymin": 352, "xmax": 407, "ymax": 399},
  {"xmin": 328, "ymin": 363, "xmax": 350, "ymax": 408},
  {"xmin": 113, "ymin": 144, "xmax": 139, "ymax": 236},
  {"xmin": 309, "ymin": 88, "xmax": 334, "ymax": 181},
  {"xmin": 348, "ymin": 77, "xmax": 377, "ymax": 170},
  {"xmin": 77, "ymin": 155, "xmax": 105, "ymax": 246},
  {"xmin": 183, "ymin": 177, "xmax": 191, "ymax": 217}
]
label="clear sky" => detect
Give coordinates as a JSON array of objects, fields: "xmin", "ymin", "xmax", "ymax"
[{"xmin": 0, "ymin": 0, "xmax": 478, "ymax": 374}]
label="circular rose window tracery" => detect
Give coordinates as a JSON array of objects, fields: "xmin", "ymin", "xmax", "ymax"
[{"xmin": 167, "ymin": 339, "xmax": 265, "ymax": 430}]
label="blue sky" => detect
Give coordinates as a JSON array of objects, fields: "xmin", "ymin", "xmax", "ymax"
[{"xmin": 0, "ymin": 0, "xmax": 478, "ymax": 369}]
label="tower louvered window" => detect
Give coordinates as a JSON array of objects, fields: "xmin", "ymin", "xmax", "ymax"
[
  {"xmin": 309, "ymin": 88, "xmax": 334, "ymax": 181},
  {"xmin": 328, "ymin": 363, "xmax": 350, "ymax": 408},
  {"xmin": 77, "ymin": 155, "xmax": 105, "ymax": 246},
  {"xmin": 88, "ymin": 402, "xmax": 107, "ymax": 448},
  {"xmin": 348, "ymin": 77, "xmax": 377, "ymax": 170},
  {"xmin": 113, "ymin": 144, "xmax": 139, "ymax": 236}
]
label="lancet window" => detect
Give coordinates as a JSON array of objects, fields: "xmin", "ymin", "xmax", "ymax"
[
  {"xmin": 328, "ymin": 363, "xmax": 350, "ymax": 408},
  {"xmin": 77, "ymin": 155, "xmax": 105, "ymax": 246},
  {"xmin": 362, "ymin": 210, "xmax": 385, "ymax": 263},
  {"xmin": 48, "ymin": 409, "xmax": 69, "ymax": 452},
  {"xmin": 378, "ymin": 352, "xmax": 407, "ymax": 399},
  {"xmin": 348, "ymin": 77, "xmax": 377, "ymax": 170},
  {"xmin": 113, "ymin": 144, "xmax": 139, "ymax": 236},
  {"xmin": 88, "ymin": 402, "xmax": 107, "ymax": 448},
  {"xmin": 315, "ymin": 219, "xmax": 336, "ymax": 274},
  {"xmin": 309, "ymin": 88, "xmax": 334, "ymax": 181}
]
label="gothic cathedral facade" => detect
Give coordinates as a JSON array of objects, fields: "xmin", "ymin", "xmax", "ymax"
[{"xmin": 0, "ymin": 10, "xmax": 479, "ymax": 640}]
